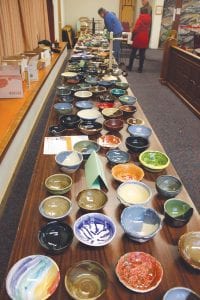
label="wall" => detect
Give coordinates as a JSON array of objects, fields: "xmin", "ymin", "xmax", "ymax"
[{"xmin": 149, "ymin": 0, "xmax": 164, "ymax": 49}]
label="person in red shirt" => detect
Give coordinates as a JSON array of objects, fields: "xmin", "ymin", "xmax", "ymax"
[{"xmin": 127, "ymin": 7, "xmax": 151, "ymax": 73}]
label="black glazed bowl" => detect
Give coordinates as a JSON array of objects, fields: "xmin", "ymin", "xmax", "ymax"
[
  {"xmin": 38, "ymin": 221, "xmax": 73, "ymax": 254},
  {"xmin": 60, "ymin": 115, "xmax": 80, "ymax": 129},
  {"xmin": 125, "ymin": 136, "xmax": 149, "ymax": 153},
  {"xmin": 78, "ymin": 121, "xmax": 103, "ymax": 136},
  {"xmin": 156, "ymin": 175, "xmax": 182, "ymax": 198},
  {"xmin": 49, "ymin": 125, "xmax": 67, "ymax": 136}
]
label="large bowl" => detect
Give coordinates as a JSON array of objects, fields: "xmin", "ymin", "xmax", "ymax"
[
  {"xmin": 65, "ymin": 260, "xmax": 108, "ymax": 300},
  {"xmin": 39, "ymin": 195, "xmax": 72, "ymax": 220},
  {"xmin": 59, "ymin": 115, "xmax": 80, "ymax": 129},
  {"xmin": 73, "ymin": 140, "xmax": 100, "ymax": 160},
  {"xmin": 6, "ymin": 255, "xmax": 60, "ymax": 300},
  {"xmin": 163, "ymin": 287, "xmax": 200, "ymax": 300},
  {"xmin": 121, "ymin": 205, "xmax": 162, "ymax": 242},
  {"xmin": 78, "ymin": 121, "xmax": 102, "ymax": 136},
  {"xmin": 104, "ymin": 118, "xmax": 124, "ymax": 132},
  {"xmin": 102, "ymin": 108, "xmax": 123, "ymax": 120},
  {"xmin": 106, "ymin": 149, "xmax": 130, "ymax": 165},
  {"xmin": 97, "ymin": 134, "xmax": 121, "ymax": 149},
  {"xmin": 54, "ymin": 102, "xmax": 73, "ymax": 115},
  {"xmin": 74, "ymin": 213, "xmax": 116, "ymax": 246},
  {"xmin": 139, "ymin": 150, "xmax": 170, "ymax": 172},
  {"xmin": 38, "ymin": 221, "xmax": 73, "ymax": 253},
  {"xmin": 112, "ymin": 163, "xmax": 144, "ymax": 183},
  {"xmin": 45, "ymin": 173, "xmax": 72, "ymax": 195},
  {"xmin": 110, "ymin": 88, "xmax": 126, "ymax": 97},
  {"xmin": 77, "ymin": 109, "xmax": 101, "ymax": 121},
  {"xmin": 117, "ymin": 181, "xmax": 152, "ymax": 206},
  {"xmin": 55, "ymin": 150, "xmax": 83, "ymax": 173},
  {"xmin": 125, "ymin": 136, "xmax": 149, "ymax": 153},
  {"xmin": 77, "ymin": 189, "xmax": 108, "ymax": 211},
  {"xmin": 74, "ymin": 90, "xmax": 93, "ymax": 99},
  {"xmin": 156, "ymin": 175, "xmax": 182, "ymax": 198},
  {"xmin": 116, "ymin": 252, "xmax": 163, "ymax": 293},
  {"xmin": 128, "ymin": 125, "xmax": 152, "ymax": 139},
  {"xmin": 119, "ymin": 95, "xmax": 137, "ymax": 105},
  {"xmin": 164, "ymin": 198, "xmax": 193, "ymax": 227}
]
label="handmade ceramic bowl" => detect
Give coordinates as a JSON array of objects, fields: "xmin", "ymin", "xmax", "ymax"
[
  {"xmin": 6, "ymin": 255, "xmax": 60, "ymax": 300},
  {"xmin": 117, "ymin": 181, "xmax": 152, "ymax": 206},
  {"xmin": 75, "ymin": 101, "xmax": 93, "ymax": 110},
  {"xmin": 97, "ymin": 135, "xmax": 121, "ymax": 149},
  {"xmin": 78, "ymin": 121, "xmax": 102, "ymax": 136},
  {"xmin": 139, "ymin": 150, "xmax": 170, "ymax": 172},
  {"xmin": 90, "ymin": 86, "xmax": 107, "ymax": 94},
  {"xmin": 56, "ymin": 85, "xmax": 71, "ymax": 96},
  {"xmin": 54, "ymin": 102, "xmax": 73, "ymax": 115},
  {"xmin": 127, "ymin": 117, "xmax": 144, "ymax": 125},
  {"xmin": 102, "ymin": 108, "xmax": 123, "ymax": 120},
  {"xmin": 156, "ymin": 175, "xmax": 182, "ymax": 198},
  {"xmin": 57, "ymin": 94, "xmax": 74, "ymax": 103},
  {"xmin": 65, "ymin": 260, "xmax": 108, "ymax": 300},
  {"xmin": 119, "ymin": 95, "xmax": 137, "ymax": 105},
  {"xmin": 104, "ymin": 118, "xmax": 124, "ymax": 132},
  {"xmin": 115, "ymin": 82, "xmax": 129, "ymax": 90},
  {"xmin": 78, "ymin": 83, "xmax": 91, "ymax": 90},
  {"xmin": 77, "ymin": 109, "xmax": 101, "ymax": 121},
  {"xmin": 45, "ymin": 173, "xmax": 72, "ymax": 195},
  {"xmin": 178, "ymin": 231, "xmax": 200, "ymax": 270},
  {"xmin": 38, "ymin": 221, "xmax": 73, "ymax": 253},
  {"xmin": 121, "ymin": 205, "xmax": 162, "ymax": 242},
  {"xmin": 59, "ymin": 115, "xmax": 80, "ymax": 129},
  {"xmin": 116, "ymin": 252, "xmax": 163, "ymax": 293},
  {"xmin": 49, "ymin": 124, "xmax": 67, "ymax": 136},
  {"xmin": 61, "ymin": 71, "xmax": 78, "ymax": 78},
  {"xmin": 55, "ymin": 150, "xmax": 83, "ymax": 173},
  {"xmin": 128, "ymin": 125, "xmax": 152, "ymax": 139},
  {"xmin": 125, "ymin": 136, "xmax": 149, "ymax": 153},
  {"xmin": 112, "ymin": 163, "xmax": 144, "ymax": 183},
  {"xmin": 98, "ymin": 80, "xmax": 114, "ymax": 87},
  {"xmin": 106, "ymin": 149, "xmax": 130, "ymax": 165},
  {"xmin": 39, "ymin": 195, "xmax": 72, "ymax": 220},
  {"xmin": 85, "ymin": 76, "xmax": 98, "ymax": 85},
  {"xmin": 164, "ymin": 198, "xmax": 193, "ymax": 227},
  {"xmin": 99, "ymin": 94, "xmax": 115, "ymax": 103},
  {"xmin": 73, "ymin": 140, "xmax": 100, "ymax": 160},
  {"xmin": 110, "ymin": 88, "xmax": 126, "ymax": 97},
  {"xmin": 77, "ymin": 189, "xmax": 108, "ymax": 211},
  {"xmin": 95, "ymin": 102, "xmax": 115, "ymax": 110},
  {"xmin": 163, "ymin": 287, "xmax": 200, "ymax": 300},
  {"xmin": 74, "ymin": 91, "xmax": 93, "ymax": 99},
  {"xmin": 119, "ymin": 105, "xmax": 137, "ymax": 117},
  {"xmin": 74, "ymin": 213, "xmax": 116, "ymax": 246}
]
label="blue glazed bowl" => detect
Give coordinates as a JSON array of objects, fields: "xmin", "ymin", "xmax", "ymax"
[
  {"xmin": 119, "ymin": 95, "xmax": 137, "ymax": 105},
  {"xmin": 73, "ymin": 140, "xmax": 100, "ymax": 160},
  {"xmin": 98, "ymin": 80, "xmax": 114, "ymax": 87},
  {"xmin": 110, "ymin": 88, "xmax": 126, "ymax": 97},
  {"xmin": 156, "ymin": 175, "xmax": 182, "ymax": 198},
  {"xmin": 74, "ymin": 213, "xmax": 116, "ymax": 246},
  {"xmin": 106, "ymin": 149, "xmax": 130, "ymax": 165},
  {"xmin": 75, "ymin": 101, "xmax": 93, "ymax": 110},
  {"xmin": 54, "ymin": 103, "xmax": 73, "ymax": 115},
  {"xmin": 128, "ymin": 125, "xmax": 152, "ymax": 139},
  {"xmin": 121, "ymin": 205, "xmax": 162, "ymax": 243},
  {"xmin": 163, "ymin": 287, "xmax": 200, "ymax": 300},
  {"xmin": 55, "ymin": 150, "xmax": 83, "ymax": 173}
]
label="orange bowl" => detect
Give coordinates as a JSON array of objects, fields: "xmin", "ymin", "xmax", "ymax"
[{"xmin": 112, "ymin": 163, "xmax": 144, "ymax": 182}]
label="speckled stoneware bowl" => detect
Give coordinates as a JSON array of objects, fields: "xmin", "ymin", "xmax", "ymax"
[
  {"xmin": 45, "ymin": 173, "xmax": 73, "ymax": 195},
  {"xmin": 77, "ymin": 189, "xmax": 108, "ymax": 211},
  {"xmin": 156, "ymin": 175, "xmax": 182, "ymax": 198}
]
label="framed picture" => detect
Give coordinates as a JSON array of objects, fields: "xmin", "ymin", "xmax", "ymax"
[{"xmin": 155, "ymin": 6, "xmax": 163, "ymax": 15}]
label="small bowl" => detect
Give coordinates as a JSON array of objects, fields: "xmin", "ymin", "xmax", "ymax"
[
  {"xmin": 104, "ymin": 118, "xmax": 124, "ymax": 132},
  {"xmin": 54, "ymin": 103, "xmax": 73, "ymax": 115},
  {"xmin": 96, "ymin": 102, "xmax": 115, "ymax": 110},
  {"xmin": 110, "ymin": 88, "xmax": 126, "ymax": 97},
  {"xmin": 112, "ymin": 163, "xmax": 144, "ymax": 183},
  {"xmin": 139, "ymin": 150, "xmax": 170, "ymax": 172},
  {"xmin": 61, "ymin": 71, "xmax": 78, "ymax": 78},
  {"xmin": 125, "ymin": 136, "xmax": 149, "ymax": 153},
  {"xmin": 73, "ymin": 140, "xmax": 100, "ymax": 159},
  {"xmin": 116, "ymin": 252, "xmax": 163, "ymax": 293},
  {"xmin": 45, "ymin": 174, "xmax": 72, "ymax": 195},
  {"xmin": 75, "ymin": 101, "xmax": 93, "ymax": 110},
  {"xmin": 115, "ymin": 81, "xmax": 129, "ymax": 90},
  {"xmin": 119, "ymin": 95, "xmax": 137, "ymax": 105},
  {"xmin": 65, "ymin": 260, "xmax": 108, "ymax": 300},
  {"xmin": 102, "ymin": 108, "xmax": 123, "ymax": 119},
  {"xmin": 74, "ymin": 90, "xmax": 93, "ymax": 99},
  {"xmin": 128, "ymin": 125, "xmax": 152, "ymax": 139},
  {"xmin": 163, "ymin": 287, "xmax": 200, "ymax": 300},
  {"xmin": 78, "ymin": 83, "xmax": 91, "ymax": 90},
  {"xmin": 39, "ymin": 195, "xmax": 72, "ymax": 220},
  {"xmin": 55, "ymin": 150, "xmax": 83, "ymax": 173},
  {"xmin": 78, "ymin": 121, "xmax": 102, "ymax": 135},
  {"xmin": 56, "ymin": 85, "xmax": 71, "ymax": 96},
  {"xmin": 38, "ymin": 221, "xmax": 73, "ymax": 253},
  {"xmin": 156, "ymin": 175, "xmax": 182, "ymax": 198},
  {"xmin": 74, "ymin": 213, "xmax": 116, "ymax": 246},
  {"xmin": 119, "ymin": 105, "xmax": 137, "ymax": 117},
  {"xmin": 49, "ymin": 125, "xmax": 67, "ymax": 136},
  {"xmin": 121, "ymin": 205, "xmax": 162, "ymax": 242},
  {"xmin": 59, "ymin": 115, "xmax": 80, "ymax": 129},
  {"xmin": 106, "ymin": 149, "xmax": 130, "ymax": 165},
  {"xmin": 98, "ymin": 80, "xmax": 114, "ymax": 87},
  {"xmin": 99, "ymin": 94, "xmax": 115, "ymax": 103},
  {"xmin": 57, "ymin": 94, "xmax": 74, "ymax": 103},
  {"xmin": 85, "ymin": 76, "xmax": 98, "ymax": 85},
  {"xmin": 77, "ymin": 109, "xmax": 101, "ymax": 121},
  {"xmin": 90, "ymin": 86, "xmax": 107, "ymax": 94},
  {"xmin": 98, "ymin": 135, "xmax": 121, "ymax": 149},
  {"xmin": 117, "ymin": 181, "xmax": 152, "ymax": 206},
  {"xmin": 127, "ymin": 117, "xmax": 144, "ymax": 125},
  {"xmin": 77, "ymin": 189, "xmax": 108, "ymax": 211},
  {"xmin": 164, "ymin": 198, "xmax": 193, "ymax": 227},
  {"xmin": 178, "ymin": 231, "xmax": 200, "ymax": 270}
]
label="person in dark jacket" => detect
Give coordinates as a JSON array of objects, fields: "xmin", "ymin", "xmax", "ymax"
[
  {"xmin": 98, "ymin": 7, "xmax": 123, "ymax": 62},
  {"xmin": 127, "ymin": 7, "xmax": 151, "ymax": 72}
]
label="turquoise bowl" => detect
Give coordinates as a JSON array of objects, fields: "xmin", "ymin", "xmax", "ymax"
[
  {"xmin": 119, "ymin": 95, "xmax": 137, "ymax": 105},
  {"xmin": 110, "ymin": 88, "xmax": 126, "ymax": 97}
]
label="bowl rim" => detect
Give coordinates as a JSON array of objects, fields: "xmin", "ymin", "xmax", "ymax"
[
  {"xmin": 126, "ymin": 136, "xmax": 149, "ymax": 148},
  {"xmin": 164, "ymin": 198, "xmax": 193, "ymax": 218},
  {"xmin": 74, "ymin": 90, "xmax": 93, "ymax": 98},
  {"xmin": 55, "ymin": 150, "xmax": 83, "ymax": 167},
  {"xmin": 106, "ymin": 149, "xmax": 130, "ymax": 163},
  {"xmin": 127, "ymin": 124, "xmax": 152, "ymax": 136},
  {"xmin": 39, "ymin": 195, "xmax": 72, "ymax": 220},
  {"xmin": 45, "ymin": 173, "xmax": 73, "ymax": 191},
  {"xmin": 78, "ymin": 121, "xmax": 103, "ymax": 132},
  {"xmin": 112, "ymin": 163, "xmax": 144, "ymax": 182},
  {"xmin": 61, "ymin": 71, "xmax": 78, "ymax": 77},
  {"xmin": 156, "ymin": 175, "xmax": 182, "ymax": 192},
  {"xmin": 119, "ymin": 95, "xmax": 137, "ymax": 101},
  {"xmin": 77, "ymin": 108, "xmax": 101, "ymax": 120},
  {"xmin": 76, "ymin": 189, "xmax": 108, "ymax": 211},
  {"xmin": 139, "ymin": 150, "xmax": 170, "ymax": 170},
  {"xmin": 73, "ymin": 140, "xmax": 100, "ymax": 154},
  {"xmin": 163, "ymin": 286, "xmax": 200, "ymax": 299}
]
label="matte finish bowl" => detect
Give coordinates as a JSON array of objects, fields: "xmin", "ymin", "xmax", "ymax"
[
  {"xmin": 54, "ymin": 102, "xmax": 73, "ymax": 115},
  {"xmin": 74, "ymin": 90, "xmax": 93, "ymax": 99},
  {"xmin": 104, "ymin": 118, "xmax": 124, "ymax": 132},
  {"xmin": 49, "ymin": 124, "xmax": 67, "ymax": 136},
  {"xmin": 156, "ymin": 175, "xmax": 182, "ymax": 198},
  {"xmin": 164, "ymin": 198, "xmax": 193, "ymax": 227},
  {"xmin": 77, "ymin": 189, "xmax": 108, "ymax": 211},
  {"xmin": 65, "ymin": 260, "xmax": 108, "ymax": 300},
  {"xmin": 106, "ymin": 149, "xmax": 130, "ymax": 165},
  {"xmin": 55, "ymin": 150, "xmax": 83, "ymax": 173},
  {"xmin": 57, "ymin": 94, "xmax": 74, "ymax": 103},
  {"xmin": 139, "ymin": 150, "xmax": 170, "ymax": 172},
  {"xmin": 110, "ymin": 88, "xmax": 126, "ymax": 97},
  {"xmin": 128, "ymin": 125, "xmax": 152, "ymax": 139},
  {"xmin": 38, "ymin": 221, "xmax": 73, "ymax": 253},
  {"xmin": 163, "ymin": 287, "xmax": 200, "ymax": 300},
  {"xmin": 98, "ymin": 134, "xmax": 121, "ymax": 149},
  {"xmin": 78, "ymin": 121, "xmax": 102, "ymax": 136},
  {"xmin": 77, "ymin": 109, "xmax": 101, "ymax": 121},
  {"xmin": 45, "ymin": 173, "xmax": 72, "ymax": 195},
  {"xmin": 115, "ymin": 81, "xmax": 129, "ymax": 90},
  {"xmin": 39, "ymin": 195, "xmax": 72, "ymax": 220},
  {"xmin": 121, "ymin": 205, "xmax": 162, "ymax": 242},
  {"xmin": 112, "ymin": 163, "xmax": 144, "ymax": 183},
  {"xmin": 60, "ymin": 114, "xmax": 80, "ymax": 129},
  {"xmin": 125, "ymin": 136, "xmax": 149, "ymax": 153},
  {"xmin": 74, "ymin": 213, "xmax": 116, "ymax": 246},
  {"xmin": 102, "ymin": 108, "xmax": 123, "ymax": 119},
  {"xmin": 119, "ymin": 95, "xmax": 137, "ymax": 105},
  {"xmin": 75, "ymin": 100, "xmax": 93, "ymax": 110},
  {"xmin": 73, "ymin": 140, "xmax": 100, "ymax": 159}
]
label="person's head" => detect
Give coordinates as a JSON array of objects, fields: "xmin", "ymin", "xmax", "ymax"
[
  {"xmin": 140, "ymin": 7, "xmax": 149, "ymax": 14},
  {"xmin": 98, "ymin": 7, "xmax": 107, "ymax": 18},
  {"xmin": 141, "ymin": 0, "xmax": 149, "ymax": 6}
]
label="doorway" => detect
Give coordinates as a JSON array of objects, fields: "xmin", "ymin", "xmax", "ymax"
[{"xmin": 119, "ymin": 0, "xmax": 136, "ymax": 32}]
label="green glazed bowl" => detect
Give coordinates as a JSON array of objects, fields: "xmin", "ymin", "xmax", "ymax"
[
  {"xmin": 77, "ymin": 189, "xmax": 108, "ymax": 211},
  {"xmin": 45, "ymin": 174, "xmax": 73, "ymax": 195},
  {"xmin": 139, "ymin": 150, "xmax": 170, "ymax": 172},
  {"xmin": 115, "ymin": 82, "xmax": 129, "ymax": 90}
]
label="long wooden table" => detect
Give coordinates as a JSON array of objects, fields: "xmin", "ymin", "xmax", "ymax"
[{"xmin": 1, "ymin": 66, "xmax": 200, "ymax": 299}]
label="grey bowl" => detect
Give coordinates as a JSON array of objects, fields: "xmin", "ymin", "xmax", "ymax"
[
  {"xmin": 163, "ymin": 287, "xmax": 200, "ymax": 300},
  {"xmin": 156, "ymin": 175, "xmax": 182, "ymax": 198}
]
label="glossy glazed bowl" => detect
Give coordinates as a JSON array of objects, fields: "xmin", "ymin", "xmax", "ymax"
[
  {"xmin": 164, "ymin": 198, "xmax": 193, "ymax": 227},
  {"xmin": 119, "ymin": 105, "xmax": 137, "ymax": 116},
  {"xmin": 78, "ymin": 83, "xmax": 91, "ymax": 90},
  {"xmin": 117, "ymin": 181, "xmax": 152, "ymax": 206},
  {"xmin": 38, "ymin": 221, "xmax": 73, "ymax": 253},
  {"xmin": 128, "ymin": 125, "xmax": 152, "ymax": 139},
  {"xmin": 99, "ymin": 94, "xmax": 115, "ymax": 103},
  {"xmin": 102, "ymin": 108, "xmax": 123, "ymax": 119},
  {"xmin": 116, "ymin": 252, "xmax": 163, "ymax": 293},
  {"xmin": 98, "ymin": 80, "xmax": 114, "ymax": 87},
  {"xmin": 48, "ymin": 124, "xmax": 67, "ymax": 136},
  {"xmin": 45, "ymin": 173, "xmax": 72, "ymax": 195},
  {"xmin": 125, "ymin": 136, "xmax": 149, "ymax": 153},
  {"xmin": 77, "ymin": 189, "xmax": 108, "ymax": 211},
  {"xmin": 59, "ymin": 114, "xmax": 80, "ymax": 129},
  {"xmin": 61, "ymin": 71, "xmax": 78, "ymax": 78},
  {"xmin": 85, "ymin": 76, "xmax": 98, "ymax": 85},
  {"xmin": 54, "ymin": 102, "xmax": 73, "ymax": 115},
  {"xmin": 156, "ymin": 175, "xmax": 182, "ymax": 198},
  {"xmin": 96, "ymin": 102, "xmax": 115, "ymax": 110},
  {"xmin": 57, "ymin": 94, "xmax": 74, "ymax": 103},
  {"xmin": 77, "ymin": 109, "xmax": 101, "ymax": 121},
  {"xmin": 73, "ymin": 140, "xmax": 100, "ymax": 159},
  {"xmin": 78, "ymin": 121, "xmax": 102, "ymax": 136},
  {"xmin": 106, "ymin": 149, "xmax": 130, "ymax": 165},
  {"xmin": 178, "ymin": 231, "xmax": 200, "ymax": 270},
  {"xmin": 127, "ymin": 117, "xmax": 144, "ymax": 125},
  {"xmin": 74, "ymin": 90, "xmax": 93, "ymax": 99},
  {"xmin": 104, "ymin": 118, "xmax": 124, "ymax": 132},
  {"xmin": 55, "ymin": 150, "xmax": 83, "ymax": 173},
  {"xmin": 90, "ymin": 86, "xmax": 107, "ymax": 94},
  {"xmin": 74, "ymin": 213, "xmax": 116, "ymax": 246},
  {"xmin": 75, "ymin": 101, "xmax": 93, "ymax": 110},
  {"xmin": 110, "ymin": 88, "xmax": 126, "ymax": 97},
  {"xmin": 115, "ymin": 81, "xmax": 129, "ymax": 90},
  {"xmin": 56, "ymin": 85, "xmax": 71, "ymax": 96},
  {"xmin": 163, "ymin": 287, "xmax": 200, "ymax": 300},
  {"xmin": 65, "ymin": 260, "xmax": 108, "ymax": 300},
  {"xmin": 39, "ymin": 195, "xmax": 72, "ymax": 220},
  {"xmin": 98, "ymin": 134, "xmax": 121, "ymax": 149},
  {"xmin": 139, "ymin": 150, "xmax": 170, "ymax": 172},
  {"xmin": 112, "ymin": 163, "xmax": 144, "ymax": 183},
  {"xmin": 6, "ymin": 255, "xmax": 60, "ymax": 300},
  {"xmin": 119, "ymin": 95, "xmax": 137, "ymax": 105},
  {"xmin": 121, "ymin": 205, "xmax": 162, "ymax": 242}
]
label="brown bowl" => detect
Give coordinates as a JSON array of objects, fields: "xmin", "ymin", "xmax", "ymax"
[
  {"xmin": 119, "ymin": 105, "xmax": 137, "ymax": 116},
  {"xmin": 102, "ymin": 108, "xmax": 123, "ymax": 120},
  {"xmin": 104, "ymin": 118, "xmax": 124, "ymax": 132}
]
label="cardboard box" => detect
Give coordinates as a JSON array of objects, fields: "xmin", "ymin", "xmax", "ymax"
[{"xmin": 0, "ymin": 65, "xmax": 24, "ymax": 98}]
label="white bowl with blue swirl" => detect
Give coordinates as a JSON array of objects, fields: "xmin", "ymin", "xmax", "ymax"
[{"xmin": 74, "ymin": 213, "xmax": 116, "ymax": 247}]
